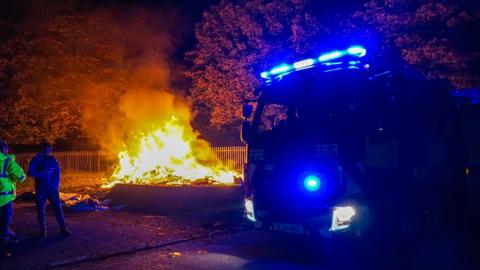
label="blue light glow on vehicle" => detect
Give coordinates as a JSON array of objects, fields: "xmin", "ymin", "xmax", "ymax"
[
  {"xmin": 260, "ymin": 45, "xmax": 366, "ymax": 80},
  {"xmin": 321, "ymin": 61, "xmax": 343, "ymax": 66},
  {"xmin": 293, "ymin": 59, "xmax": 315, "ymax": 70},
  {"xmin": 260, "ymin": 71, "xmax": 269, "ymax": 79},
  {"xmin": 347, "ymin": 46, "xmax": 367, "ymax": 57},
  {"xmin": 318, "ymin": 50, "xmax": 343, "ymax": 62},
  {"xmin": 450, "ymin": 88, "xmax": 480, "ymax": 105},
  {"xmin": 324, "ymin": 67, "xmax": 344, "ymax": 73},
  {"xmin": 304, "ymin": 175, "xmax": 321, "ymax": 192},
  {"xmin": 270, "ymin": 64, "xmax": 292, "ymax": 75}
]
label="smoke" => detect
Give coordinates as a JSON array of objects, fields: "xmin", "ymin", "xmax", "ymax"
[
  {"xmin": 78, "ymin": 7, "xmax": 191, "ymax": 156},
  {"xmin": 1, "ymin": 1, "xmax": 210, "ymax": 153}
]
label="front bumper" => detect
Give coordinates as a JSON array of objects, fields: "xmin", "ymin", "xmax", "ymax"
[{"xmin": 244, "ymin": 197, "xmax": 368, "ymax": 238}]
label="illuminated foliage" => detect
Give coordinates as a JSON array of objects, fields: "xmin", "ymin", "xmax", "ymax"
[
  {"xmin": 189, "ymin": 0, "xmax": 479, "ymax": 132},
  {"xmin": 0, "ymin": 3, "xmax": 123, "ymax": 144},
  {"xmin": 0, "ymin": 1, "xmax": 178, "ymax": 146},
  {"xmin": 187, "ymin": 0, "xmax": 320, "ymax": 128},
  {"xmin": 350, "ymin": 0, "xmax": 480, "ymax": 88}
]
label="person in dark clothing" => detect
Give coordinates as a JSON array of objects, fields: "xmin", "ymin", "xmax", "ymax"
[{"xmin": 28, "ymin": 142, "xmax": 71, "ymax": 238}]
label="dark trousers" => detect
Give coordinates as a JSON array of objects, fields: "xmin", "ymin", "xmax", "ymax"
[
  {"xmin": 35, "ymin": 189, "xmax": 66, "ymax": 232},
  {"xmin": 0, "ymin": 201, "xmax": 13, "ymax": 235}
]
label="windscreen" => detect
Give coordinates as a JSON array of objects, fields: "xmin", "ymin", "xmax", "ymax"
[{"xmin": 253, "ymin": 70, "xmax": 377, "ymax": 145}]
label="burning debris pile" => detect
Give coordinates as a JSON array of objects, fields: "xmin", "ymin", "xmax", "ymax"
[
  {"xmin": 103, "ymin": 115, "xmax": 241, "ymax": 188},
  {"xmin": 104, "ymin": 88, "xmax": 241, "ymax": 187}
]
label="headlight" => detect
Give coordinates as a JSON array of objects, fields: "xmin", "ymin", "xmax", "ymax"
[
  {"xmin": 330, "ymin": 206, "xmax": 356, "ymax": 231},
  {"xmin": 244, "ymin": 197, "xmax": 256, "ymax": 222}
]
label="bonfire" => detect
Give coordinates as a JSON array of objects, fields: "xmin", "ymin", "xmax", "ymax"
[{"xmin": 103, "ymin": 116, "xmax": 241, "ymax": 188}]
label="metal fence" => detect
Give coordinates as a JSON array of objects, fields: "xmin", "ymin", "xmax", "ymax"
[
  {"xmin": 211, "ymin": 146, "xmax": 247, "ymax": 174},
  {"xmin": 13, "ymin": 146, "xmax": 247, "ymax": 176}
]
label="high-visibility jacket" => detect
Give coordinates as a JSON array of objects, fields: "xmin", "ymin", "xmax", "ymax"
[{"xmin": 0, "ymin": 152, "xmax": 26, "ymax": 207}]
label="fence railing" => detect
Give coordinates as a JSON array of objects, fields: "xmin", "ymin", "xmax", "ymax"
[
  {"xmin": 211, "ymin": 146, "xmax": 247, "ymax": 174},
  {"xmin": 13, "ymin": 146, "xmax": 247, "ymax": 177}
]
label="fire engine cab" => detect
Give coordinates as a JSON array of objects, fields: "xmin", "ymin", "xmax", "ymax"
[{"xmin": 241, "ymin": 45, "xmax": 471, "ymax": 238}]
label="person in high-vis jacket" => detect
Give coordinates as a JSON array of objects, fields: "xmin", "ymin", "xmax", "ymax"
[
  {"xmin": 0, "ymin": 140, "xmax": 26, "ymax": 241},
  {"xmin": 28, "ymin": 142, "xmax": 71, "ymax": 238}
]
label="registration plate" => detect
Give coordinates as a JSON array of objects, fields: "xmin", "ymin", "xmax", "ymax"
[{"xmin": 272, "ymin": 223, "xmax": 304, "ymax": 235}]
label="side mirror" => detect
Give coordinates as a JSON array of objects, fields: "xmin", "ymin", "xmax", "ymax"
[
  {"xmin": 241, "ymin": 120, "xmax": 251, "ymax": 144},
  {"xmin": 242, "ymin": 104, "xmax": 253, "ymax": 119}
]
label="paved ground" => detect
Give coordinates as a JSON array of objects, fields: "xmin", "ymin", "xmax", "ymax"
[
  {"xmin": 1, "ymin": 202, "xmax": 478, "ymax": 270},
  {"xmin": 0, "ymin": 203, "xmax": 211, "ymax": 270},
  {"xmin": 62, "ymin": 231, "xmax": 327, "ymax": 270},
  {"xmin": 61, "ymin": 229, "xmax": 477, "ymax": 270}
]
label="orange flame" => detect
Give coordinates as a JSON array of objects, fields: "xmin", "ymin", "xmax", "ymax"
[{"xmin": 103, "ymin": 115, "xmax": 240, "ymax": 187}]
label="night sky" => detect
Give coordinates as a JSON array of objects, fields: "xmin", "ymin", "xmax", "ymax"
[
  {"xmin": 0, "ymin": 0, "xmax": 217, "ymax": 58},
  {"xmin": 0, "ymin": 0, "xmax": 365, "ymax": 63}
]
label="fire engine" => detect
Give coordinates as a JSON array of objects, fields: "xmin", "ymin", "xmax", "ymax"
[{"xmin": 241, "ymin": 45, "xmax": 474, "ymax": 238}]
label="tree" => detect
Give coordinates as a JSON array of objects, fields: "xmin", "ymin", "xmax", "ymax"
[
  {"xmin": 189, "ymin": 0, "xmax": 479, "ymax": 132},
  {"xmin": 0, "ymin": 1, "xmax": 178, "ymax": 147},
  {"xmin": 349, "ymin": 0, "xmax": 480, "ymax": 88},
  {"xmin": 187, "ymin": 0, "xmax": 320, "ymax": 128},
  {"xmin": 0, "ymin": 2, "xmax": 124, "ymax": 144}
]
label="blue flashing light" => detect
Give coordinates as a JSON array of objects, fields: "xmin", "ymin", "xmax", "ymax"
[
  {"xmin": 346, "ymin": 46, "xmax": 366, "ymax": 57},
  {"xmin": 260, "ymin": 45, "xmax": 367, "ymax": 80},
  {"xmin": 270, "ymin": 64, "xmax": 292, "ymax": 75},
  {"xmin": 304, "ymin": 175, "xmax": 321, "ymax": 192},
  {"xmin": 318, "ymin": 50, "xmax": 343, "ymax": 62},
  {"xmin": 293, "ymin": 59, "xmax": 315, "ymax": 70}
]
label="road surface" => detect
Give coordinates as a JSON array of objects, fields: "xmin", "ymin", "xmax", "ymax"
[{"xmin": 1, "ymin": 203, "xmax": 476, "ymax": 270}]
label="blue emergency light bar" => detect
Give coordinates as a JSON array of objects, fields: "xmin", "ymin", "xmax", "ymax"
[{"xmin": 260, "ymin": 45, "xmax": 367, "ymax": 80}]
